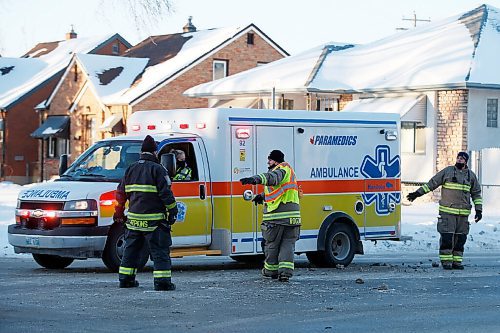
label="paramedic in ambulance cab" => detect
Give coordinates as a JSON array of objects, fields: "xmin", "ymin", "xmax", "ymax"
[
  {"xmin": 170, "ymin": 149, "xmax": 192, "ymax": 181},
  {"xmin": 407, "ymin": 151, "xmax": 482, "ymax": 270},
  {"xmin": 114, "ymin": 135, "xmax": 178, "ymax": 291},
  {"xmin": 240, "ymin": 150, "xmax": 301, "ymax": 282}
]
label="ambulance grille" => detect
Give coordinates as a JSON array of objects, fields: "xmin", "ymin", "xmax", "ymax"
[{"xmin": 20, "ymin": 201, "xmax": 64, "ymax": 210}]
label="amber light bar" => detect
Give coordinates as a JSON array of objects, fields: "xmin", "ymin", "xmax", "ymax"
[{"xmin": 61, "ymin": 217, "xmax": 96, "ymax": 226}]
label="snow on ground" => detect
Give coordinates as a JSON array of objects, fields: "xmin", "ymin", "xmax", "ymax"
[{"xmin": 1, "ymin": 182, "xmax": 499, "ymax": 258}]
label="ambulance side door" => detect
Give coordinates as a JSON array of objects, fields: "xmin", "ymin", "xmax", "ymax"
[{"xmin": 158, "ymin": 138, "xmax": 211, "ymax": 246}]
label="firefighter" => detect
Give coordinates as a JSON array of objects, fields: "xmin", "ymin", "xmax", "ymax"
[
  {"xmin": 170, "ymin": 149, "xmax": 192, "ymax": 181},
  {"xmin": 114, "ymin": 135, "xmax": 178, "ymax": 290},
  {"xmin": 240, "ymin": 150, "xmax": 301, "ymax": 282},
  {"xmin": 407, "ymin": 151, "xmax": 482, "ymax": 270}
]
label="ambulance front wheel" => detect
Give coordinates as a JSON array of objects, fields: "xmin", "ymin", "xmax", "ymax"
[
  {"xmin": 32, "ymin": 254, "xmax": 74, "ymax": 269},
  {"xmin": 102, "ymin": 224, "xmax": 149, "ymax": 272},
  {"xmin": 324, "ymin": 223, "xmax": 356, "ymax": 267}
]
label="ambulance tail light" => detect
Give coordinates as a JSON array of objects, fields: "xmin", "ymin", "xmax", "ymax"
[
  {"xmin": 99, "ymin": 191, "xmax": 117, "ymax": 207},
  {"xmin": 179, "ymin": 124, "xmax": 189, "ymax": 129},
  {"xmin": 236, "ymin": 128, "xmax": 251, "ymax": 139},
  {"xmin": 131, "ymin": 124, "xmax": 141, "ymax": 131},
  {"xmin": 196, "ymin": 123, "xmax": 206, "ymax": 129}
]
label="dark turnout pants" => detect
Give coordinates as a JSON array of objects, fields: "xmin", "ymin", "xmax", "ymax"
[
  {"xmin": 119, "ymin": 224, "xmax": 173, "ymax": 282},
  {"xmin": 262, "ymin": 222, "xmax": 300, "ymax": 278},
  {"xmin": 437, "ymin": 213, "xmax": 470, "ymax": 264}
]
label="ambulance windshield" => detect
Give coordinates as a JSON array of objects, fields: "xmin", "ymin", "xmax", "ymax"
[{"xmin": 61, "ymin": 140, "xmax": 141, "ymax": 182}]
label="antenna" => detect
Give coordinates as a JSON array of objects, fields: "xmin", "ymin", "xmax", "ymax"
[{"xmin": 396, "ymin": 11, "xmax": 431, "ymax": 31}]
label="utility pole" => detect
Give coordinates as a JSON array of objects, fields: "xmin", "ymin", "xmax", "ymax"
[{"xmin": 396, "ymin": 11, "xmax": 431, "ymax": 30}]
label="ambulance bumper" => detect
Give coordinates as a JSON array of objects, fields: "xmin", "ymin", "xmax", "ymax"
[{"xmin": 7, "ymin": 224, "xmax": 110, "ymax": 258}]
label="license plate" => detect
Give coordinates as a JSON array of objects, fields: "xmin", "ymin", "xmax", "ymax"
[{"xmin": 25, "ymin": 236, "xmax": 40, "ymax": 246}]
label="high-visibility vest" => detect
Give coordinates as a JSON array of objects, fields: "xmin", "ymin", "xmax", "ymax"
[{"xmin": 264, "ymin": 162, "xmax": 300, "ymax": 213}]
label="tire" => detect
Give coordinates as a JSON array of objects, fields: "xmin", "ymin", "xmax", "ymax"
[
  {"xmin": 324, "ymin": 223, "xmax": 356, "ymax": 267},
  {"xmin": 306, "ymin": 251, "xmax": 328, "ymax": 267},
  {"xmin": 32, "ymin": 254, "xmax": 74, "ymax": 269},
  {"xmin": 102, "ymin": 224, "xmax": 149, "ymax": 272}
]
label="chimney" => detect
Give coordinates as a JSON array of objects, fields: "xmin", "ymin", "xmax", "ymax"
[
  {"xmin": 66, "ymin": 25, "xmax": 77, "ymax": 40},
  {"xmin": 183, "ymin": 16, "xmax": 196, "ymax": 33}
]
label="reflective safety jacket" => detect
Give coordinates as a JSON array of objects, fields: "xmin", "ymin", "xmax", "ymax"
[
  {"xmin": 416, "ymin": 165, "xmax": 482, "ymax": 216},
  {"xmin": 173, "ymin": 166, "xmax": 192, "ymax": 181},
  {"xmin": 116, "ymin": 153, "xmax": 177, "ymax": 231},
  {"xmin": 250, "ymin": 162, "xmax": 301, "ymax": 226}
]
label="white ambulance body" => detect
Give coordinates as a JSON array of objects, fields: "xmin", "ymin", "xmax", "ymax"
[{"xmin": 9, "ymin": 108, "xmax": 401, "ymax": 270}]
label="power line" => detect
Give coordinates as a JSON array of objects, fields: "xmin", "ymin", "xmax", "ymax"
[{"xmin": 396, "ymin": 11, "xmax": 431, "ymax": 31}]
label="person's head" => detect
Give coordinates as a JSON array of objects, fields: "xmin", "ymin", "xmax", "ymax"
[
  {"xmin": 141, "ymin": 135, "xmax": 157, "ymax": 154},
  {"xmin": 455, "ymin": 151, "xmax": 469, "ymax": 170},
  {"xmin": 170, "ymin": 149, "xmax": 187, "ymax": 167},
  {"xmin": 267, "ymin": 150, "xmax": 284, "ymax": 170}
]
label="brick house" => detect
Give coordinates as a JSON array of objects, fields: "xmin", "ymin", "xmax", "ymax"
[
  {"xmin": 42, "ymin": 19, "xmax": 288, "ymax": 178},
  {"xmin": 0, "ymin": 29, "xmax": 131, "ymax": 184},
  {"xmin": 185, "ymin": 5, "xmax": 500, "ymax": 198}
]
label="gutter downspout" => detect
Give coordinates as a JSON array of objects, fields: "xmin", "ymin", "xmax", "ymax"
[{"xmin": 0, "ymin": 108, "xmax": 6, "ymax": 179}]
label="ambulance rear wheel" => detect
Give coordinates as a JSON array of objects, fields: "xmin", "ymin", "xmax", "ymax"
[
  {"xmin": 32, "ymin": 254, "xmax": 74, "ymax": 269},
  {"xmin": 102, "ymin": 224, "xmax": 149, "ymax": 272},
  {"xmin": 324, "ymin": 223, "xmax": 356, "ymax": 267}
]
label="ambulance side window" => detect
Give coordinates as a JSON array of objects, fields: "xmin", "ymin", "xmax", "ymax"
[{"xmin": 160, "ymin": 142, "xmax": 198, "ymax": 182}]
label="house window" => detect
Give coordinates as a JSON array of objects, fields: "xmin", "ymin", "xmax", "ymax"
[
  {"xmin": 112, "ymin": 42, "xmax": 119, "ymax": 55},
  {"xmin": 247, "ymin": 33, "xmax": 254, "ymax": 45},
  {"xmin": 283, "ymin": 99, "xmax": 294, "ymax": 110},
  {"xmin": 401, "ymin": 122, "xmax": 425, "ymax": 154},
  {"xmin": 213, "ymin": 60, "xmax": 228, "ymax": 80},
  {"xmin": 487, "ymin": 98, "xmax": 498, "ymax": 128},
  {"xmin": 47, "ymin": 137, "xmax": 69, "ymax": 158}
]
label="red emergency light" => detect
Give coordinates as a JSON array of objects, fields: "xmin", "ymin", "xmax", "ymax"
[
  {"xmin": 196, "ymin": 123, "xmax": 206, "ymax": 129},
  {"xmin": 236, "ymin": 128, "xmax": 251, "ymax": 139},
  {"xmin": 131, "ymin": 125, "xmax": 141, "ymax": 131},
  {"xmin": 147, "ymin": 125, "xmax": 156, "ymax": 130},
  {"xmin": 179, "ymin": 124, "xmax": 189, "ymax": 129}
]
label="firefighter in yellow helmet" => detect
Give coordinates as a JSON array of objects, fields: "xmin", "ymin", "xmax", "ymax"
[{"xmin": 240, "ymin": 150, "xmax": 301, "ymax": 282}]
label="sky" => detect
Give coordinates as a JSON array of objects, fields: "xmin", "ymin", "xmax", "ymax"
[
  {"xmin": 1, "ymin": 182, "xmax": 499, "ymax": 258},
  {"xmin": 0, "ymin": 0, "xmax": 499, "ymax": 57}
]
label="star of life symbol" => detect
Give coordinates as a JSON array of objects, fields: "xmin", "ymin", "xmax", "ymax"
[{"xmin": 360, "ymin": 145, "xmax": 401, "ymax": 215}]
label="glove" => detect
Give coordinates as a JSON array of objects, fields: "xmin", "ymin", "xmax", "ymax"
[
  {"xmin": 406, "ymin": 191, "xmax": 421, "ymax": 202},
  {"xmin": 167, "ymin": 206, "xmax": 178, "ymax": 225},
  {"xmin": 252, "ymin": 194, "xmax": 264, "ymax": 205},
  {"xmin": 240, "ymin": 177, "xmax": 257, "ymax": 185},
  {"xmin": 474, "ymin": 210, "xmax": 482, "ymax": 222},
  {"xmin": 113, "ymin": 211, "xmax": 126, "ymax": 224}
]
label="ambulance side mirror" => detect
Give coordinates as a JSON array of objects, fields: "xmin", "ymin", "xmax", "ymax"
[
  {"xmin": 59, "ymin": 154, "xmax": 69, "ymax": 176},
  {"xmin": 160, "ymin": 153, "xmax": 177, "ymax": 178}
]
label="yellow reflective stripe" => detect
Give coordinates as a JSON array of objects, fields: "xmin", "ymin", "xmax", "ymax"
[
  {"xmin": 473, "ymin": 198, "xmax": 483, "ymax": 205},
  {"xmin": 264, "ymin": 262, "xmax": 279, "ymax": 271},
  {"xmin": 422, "ymin": 184, "xmax": 430, "ymax": 193},
  {"xmin": 439, "ymin": 205, "xmax": 471, "ymax": 215},
  {"xmin": 119, "ymin": 266, "xmax": 137, "ymax": 275},
  {"xmin": 443, "ymin": 182, "xmax": 471, "ymax": 191},
  {"xmin": 439, "ymin": 254, "xmax": 453, "ymax": 261},
  {"xmin": 278, "ymin": 262, "xmax": 294, "ymax": 269},
  {"xmin": 452, "ymin": 256, "xmax": 463, "ymax": 262},
  {"xmin": 128, "ymin": 212, "xmax": 165, "ymax": 220},
  {"xmin": 126, "ymin": 224, "xmax": 157, "ymax": 232},
  {"xmin": 259, "ymin": 174, "xmax": 266, "ymax": 185},
  {"xmin": 263, "ymin": 211, "xmax": 301, "ymax": 221},
  {"xmin": 125, "ymin": 184, "xmax": 158, "ymax": 193},
  {"xmin": 153, "ymin": 270, "xmax": 172, "ymax": 278},
  {"xmin": 166, "ymin": 202, "xmax": 177, "ymax": 210}
]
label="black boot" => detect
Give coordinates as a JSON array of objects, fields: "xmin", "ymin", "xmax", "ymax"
[
  {"xmin": 154, "ymin": 278, "xmax": 176, "ymax": 291},
  {"xmin": 452, "ymin": 262, "xmax": 464, "ymax": 270},
  {"xmin": 119, "ymin": 276, "xmax": 139, "ymax": 288}
]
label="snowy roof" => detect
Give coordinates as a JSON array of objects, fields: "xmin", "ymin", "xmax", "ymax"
[
  {"xmin": 0, "ymin": 34, "xmax": 127, "ymax": 109},
  {"xmin": 115, "ymin": 24, "xmax": 287, "ymax": 105},
  {"xmin": 74, "ymin": 53, "xmax": 149, "ymax": 104},
  {"xmin": 185, "ymin": 4, "xmax": 500, "ymax": 97}
]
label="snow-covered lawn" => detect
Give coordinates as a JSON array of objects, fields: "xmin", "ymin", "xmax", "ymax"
[{"xmin": 2, "ymin": 182, "xmax": 499, "ymax": 257}]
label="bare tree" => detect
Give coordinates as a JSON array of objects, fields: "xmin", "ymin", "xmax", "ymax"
[{"xmin": 101, "ymin": 0, "xmax": 174, "ymax": 32}]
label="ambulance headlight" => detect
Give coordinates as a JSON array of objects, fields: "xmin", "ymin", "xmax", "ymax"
[{"xmin": 64, "ymin": 200, "xmax": 97, "ymax": 211}]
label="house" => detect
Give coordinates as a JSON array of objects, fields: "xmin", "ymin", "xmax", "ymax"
[
  {"xmin": 0, "ymin": 29, "xmax": 131, "ymax": 184},
  {"xmin": 185, "ymin": 4, "xmax": 500, "ymax": 198},
  {"xmin": 41, "ymin": 18, "xmax": 288, "ymax": 178}
]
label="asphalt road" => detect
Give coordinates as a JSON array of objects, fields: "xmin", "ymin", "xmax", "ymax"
[{"xmin": 1, "ymin": 253, "xmax": 499, "ymax": 333}]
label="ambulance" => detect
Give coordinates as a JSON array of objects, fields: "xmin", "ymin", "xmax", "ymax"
[{"xmin": 8, "ymin": 108, "xmax": 401, "ymax": 271}]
